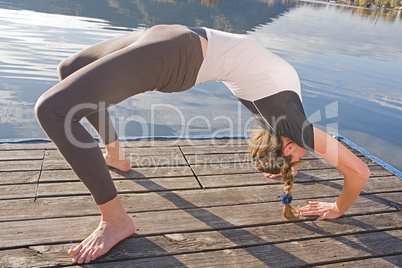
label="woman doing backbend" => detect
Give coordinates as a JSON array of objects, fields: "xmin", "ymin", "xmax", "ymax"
[{"xmin": 34, "ymin": 24, "xmax": 370, "ymax": 264}]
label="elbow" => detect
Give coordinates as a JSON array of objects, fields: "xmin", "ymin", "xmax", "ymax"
[
  {"xmin": 357, "ymin": 162, "xmax": 371, "ymax": 184},
  {"xmin": 362, "ymin": 162, "xmax": 371, "ymax": 180}
]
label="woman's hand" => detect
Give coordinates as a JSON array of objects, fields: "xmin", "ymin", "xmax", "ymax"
[
  {"xmin": 296, "ymin": 201, "xmax": 343, "ymax": 221},
  {"xmin": 264, "ymin": 166, "xmax": 298, "ymax": 179}
]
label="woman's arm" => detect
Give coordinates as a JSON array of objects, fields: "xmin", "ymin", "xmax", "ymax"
[{"xmin": 297, "ymin": 127, "xmax": 371, "ymax": 220}]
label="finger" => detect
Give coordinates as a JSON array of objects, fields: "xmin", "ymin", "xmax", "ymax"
[
  {"xmin": 316, "ymin": 211, "xmax": 329, "ymax": 221},
  {"xmin": 308, "ymin": 201, "xmax": 320, "ymax": 205},
  {"xmin": 299, "ymin": 210, "xmax": 322, "ymax": 216},
  {"xmin": 297, "ymin": 204, "xmax": 316, "ymax": 212},
  {"xmin": 264, "ymin": 173, "xmax": 281, "ymax": 179},
  {"xmin": 298, "ymin": 204, "xmax": 318, "ymax": 211},
  {"xmin": 296, "ymin": 206, "xmax": 310, "ymax": 212}
]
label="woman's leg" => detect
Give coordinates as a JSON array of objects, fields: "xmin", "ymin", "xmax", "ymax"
[
  {"xmin": 35, "ymin": 31, "xmax": 154, "ymax": 263},
  {"xmin": 58, "ymin": 31, "xmax": 144, "ymax": 172},
  {"xmin": 35, "ymin": 25, "xmax": 203, "ymax": 264}
]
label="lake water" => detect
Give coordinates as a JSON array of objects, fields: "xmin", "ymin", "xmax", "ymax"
[{"xmin": 0, "ymin": 0, "xmax": 401, "ymax": 171}]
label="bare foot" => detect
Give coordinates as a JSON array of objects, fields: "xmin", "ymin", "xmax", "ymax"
[
  {"xmin": 104, "ymin": 153, "xmax": 131, "ymax": 172},
  {"xmin": 68, "ymin": 213, "xmax": 135, "ymax": 264}
]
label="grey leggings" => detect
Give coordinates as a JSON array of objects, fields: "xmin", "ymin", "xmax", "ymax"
[{"xmin": 35, "ymin": 25, "xmax": 204, "ymax": 205}]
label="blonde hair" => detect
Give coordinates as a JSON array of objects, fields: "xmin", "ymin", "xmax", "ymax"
[{"xmin": 249, "ymin": 126, "xmax": 299, "ymax": 219}]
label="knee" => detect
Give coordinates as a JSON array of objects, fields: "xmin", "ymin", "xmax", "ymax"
[
  {"xmin": 35, "ymin": 91, "xmax": 88, "ymax": 127},
  {"xmin": 58, "ymin": 54, "xmax": 96, "ymax": 80},
  {"xmin": 57, "ymin": 58, "xmax": 72, "ymax": 80},
  {"xmin": 34, "ymin": 93, "xmax": 66, "ymax": 130},
  {"xmin": 34, "ymin": 94, "xmax": 52, "ymax": 124}
]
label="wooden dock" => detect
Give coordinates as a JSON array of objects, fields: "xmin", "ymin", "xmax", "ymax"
[{"xmin": 0, "ymin": 137, "xmax": 401, "ymax": 267}]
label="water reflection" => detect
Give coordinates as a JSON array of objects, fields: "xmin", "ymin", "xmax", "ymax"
[
  {"xmin": 0, "ymin": 0, "xmax": 401, "ymax": 170},
  {"xmin": 299, "ymin": 0, "xmax": 402, "ymax": 22},
  {"xmin": 2, "ymin": 0, "xmax": 297, "ymax": 33},
  {"xmin": 3, "ymin": 0, "xmax": 400, "ymax": 30}
]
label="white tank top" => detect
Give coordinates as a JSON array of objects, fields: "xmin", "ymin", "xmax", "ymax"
[
  {"xmin": 195, "ymin": 28, "xmax": 302, "ymax": 102},
  {"xmin": 194, "ymin": 28, "xmax": 314, "ymax": 151}
]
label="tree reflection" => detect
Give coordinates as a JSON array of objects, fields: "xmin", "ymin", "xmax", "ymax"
[
  {"xmin": 1, "ymin": 0, "xmax": 400, "ymax": 30},
  {"xmin": 298, "ymin": 1, "xmax": 401, "ymax": 23}
]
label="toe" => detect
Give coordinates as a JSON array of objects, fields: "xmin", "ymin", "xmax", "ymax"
[
  {"xmin": 84, "ymin": 250, "xmax": 94, "ymax": 263},
  {"xmin": 73, "ymin": 247, "xmax": 87, "ymax": 264},
  {"xmin": 91, "ymin": 248, "xmax": 101, "ymax": 260},
  {"xmin": 68, "ymin": 244, "xmax": 82, "ymax": 256},
  {"xmin": 77, "ymin": 249, "xmax": 89, "ymax": 264}
]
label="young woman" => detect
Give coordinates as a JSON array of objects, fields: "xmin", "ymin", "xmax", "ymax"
[{"xmin": 34, "ymin": 24, "xmax": 370, "ymax": 264}]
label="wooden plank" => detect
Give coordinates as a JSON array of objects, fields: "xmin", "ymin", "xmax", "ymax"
[
  {"xmin": 0, "ymin": 150, "xmax": 44, "ymax": 161},
  {"xmin": 0, "ymin": 155, "xmax": 376, "ymax": 175},
  {"xmin": 0, "ymin": 160, "xmax": 388, "ymax": 188},
  {"xmin": 37, "ymin": 177, "xmax": 201, "ymax": 197},
  {"xmin": 0, "ymin": 191, "xmax": 400, "ymax": 249},
  {"xmin": 186, "ymin": 152, "xmax": 251, "ymax": 165},
  {"xmin": 69, "ymin": 230, "xmax": 402, "ymax": 268},
  {"xmin": 198, "ymin": 172, "xmax": 275, "ymax": 188},
  {"xmin": 191, "ymin": 159, "xmax": 334, "ymax": 176},
  {"xmin": 0, "ymin": 138, "xmax": 360, "ymax": 153},
  {"xmin": 124, "ymin": 146, "xmax": 184, "ymax": 156},
  {"xmin": 183, "ymin": 147, "xmax": 321, "ymax": 161},
  {"xmin": 198, "ymin": 165, "xmax": 393, "ymax": 189},
  {"xmin": 300, "ymin": 165, "xmax": 393, "ymax": 180},
  {"xmin": 0, "ymin": 160, "xmax": 43, "ymax": 172},
  {"xmin": 186, "ymin": 152, "xmax": 369, "ymax": 165},
  {"xmin": 0, "ymin": 138, "xmax": 245, "ymax": 152},
  {"xmin": 360, "ymin": 176, "xmax": 402, "ymax": 193},
  {"xmin": 95, "ymin": 214, "xmax": 402, "ymax": 263},
  {"xmin": 121, "ymin": 138, "xmax": 249, "ymax": 149},
  {"xmin": 0, "ymin": 171, "xmax": 40, "ymax": 185},
  {"xmin": 109, "ymin": 166, "xmax": 194, "ymax": 179},
  {"xmin": 190, "ymin": 155, "xmax": 380, "ymax": 176},
  {"xmin": 42, "ymin": 153, "xmax": 187, "ymax": 170},
  {"xmin": 0, "ymin": 196, "xmax": 99, "ymax": 222},
  {"xmin": 34, "ymin": 175, "xmax": 402, "ymax": 204},
  {"xmin": 38, "ymin": 166, "xmax": 194, "ymax": 183},
  {"xmin": 180, "ymin": 144, "xmax": 250, "ymax": 155},
  {"xmin": 180, "ymin": 142, "xmax": 362, "ymax": 157},
  {"xmin": 41, "ymin": 146, "xmax": 187, "ymax": 169},
  {"xmin": 0, "ymin": 183, "xmax": 37, "ymax": 200},
  {"xmin": 186, "ymin": 151, "xmax": 375, "ymax": 166},
  {"xmin": 319, "ymin": 255, "xmax": 402, "ymax": 267},
  {"xmin": 33, "ymin": 175, "xmax": 402, "ymax": 210},
  {"xmin": 180, "ymin": 142, "xmax": 306, "ymax": 155},
  {"xmin": 179, "ymin": 138, "xmax": 249, "ymax": 146},
  {"xmin": 0, "ymin": 142, "xmax": 55, "ymax": 151},
  {"xmin": 42, "ymin": 146, "xmax": 186, "ymax": 160},
  {"xmin": 42, "ymin": 157, "xmax": 188, "ymax": 170},
  {"xmin": 1, "ymin": 177, "xmax": 401, "ymax": 222},
  {"xmin": 0, "ymin": 213, "xmax": 400, "ymax": 267}
]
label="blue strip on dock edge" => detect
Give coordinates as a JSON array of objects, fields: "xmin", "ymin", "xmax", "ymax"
[
  {"xmin": 0, "ymin": 133, "xmax": 400, "ymax": 178},
  {"xmin": 331, "ymin": 133, "xmax": 401, "ymax": 179}
]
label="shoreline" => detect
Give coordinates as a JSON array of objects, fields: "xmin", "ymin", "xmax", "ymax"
[{"xmin": 300, "ymin": 0, "xmax": 402, "ymax": 10}]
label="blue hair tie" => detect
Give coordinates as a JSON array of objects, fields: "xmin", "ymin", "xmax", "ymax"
[{"xmin": 280, "ymin": 192, "xmax": 293, "ymax": 204}]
